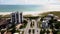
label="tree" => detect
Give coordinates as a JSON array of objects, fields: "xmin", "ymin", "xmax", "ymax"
[{"xmin": 55, "ymin": 21, "xmax": 60, "ymax": 29}]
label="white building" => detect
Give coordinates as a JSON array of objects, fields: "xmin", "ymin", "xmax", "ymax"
[{"xmin": 11, "ymin": 12, "xmax": 23, "ymax": 24}]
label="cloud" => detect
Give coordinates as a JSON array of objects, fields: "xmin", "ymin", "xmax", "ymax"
[
  {"xmin": 1, "ymin": 0, "xmax": 60, "ymax": 5},
  {"xmin": 0, "ymin": 0, "xmax": 60, "ymax": 5},
  {"xmin": 0, "ymin": 0, "xmax": 48, "ymax": 5},
  {"xmin": 0, "ymin": 0, "xmax": 25, "ymax": 5},
  {"xmin": 25, "ymin": 0, "xmax": 48, "ymax": 5},
  {"xmin": 48, "ymin": 0, "xmax": 60, "ymax": 5},
  {"xmin": 47, "ymin": 0, "xmax": 60, "ymax": 11}
]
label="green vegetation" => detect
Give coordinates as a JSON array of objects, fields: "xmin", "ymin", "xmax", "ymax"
[
  {"xmin": 23, "ymin": 14, "xmax": 33, "ymax": 17},
  {"xmin": 39, "ymin": 11, "xmax": 60, "ymax": 29},
  {"xmin": 0, "ymin": 14, "xmax": 10, "ymax": 19},
  {"xmin": 39, "ymin": 11, "xmax": 60, "ymax": 34},
  {"xmin": 39, "ymin": 11, "xmax": 60, "ymax": 18},
  {"xmin": 57, "ymin": 30, "xmax": 60, "ymax": 34}
]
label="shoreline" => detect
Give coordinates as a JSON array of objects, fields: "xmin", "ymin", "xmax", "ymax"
[{"xmin": 0, "ymin": 11, "xmax": 59, "ymax": 15}]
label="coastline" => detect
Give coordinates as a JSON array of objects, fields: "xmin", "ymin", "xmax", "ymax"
[{"xmin": 0, "ymin": 11, "xmax": 59, "ymax": 15}]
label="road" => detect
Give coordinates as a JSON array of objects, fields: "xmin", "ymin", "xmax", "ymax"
[{"xmin": 24, "ymin": 19, "xmax": 40, "ymax": 34}]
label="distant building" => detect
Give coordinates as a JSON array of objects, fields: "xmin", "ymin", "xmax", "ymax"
[
  {"xmin": 11, "ymin": 12, "xmax": 23, "ymax": 24},
  {"xmin": 41, "ymin": 14, "xmax": 54, "ymax": 29},
  {"xmin": 41, "ymin": 14, "xmax": 60, "ymax": 29}
]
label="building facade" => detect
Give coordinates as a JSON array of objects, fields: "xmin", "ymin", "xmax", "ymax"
[{"xmin": 11, "ymin": 12, "xmax": 23, "ymax": 24}]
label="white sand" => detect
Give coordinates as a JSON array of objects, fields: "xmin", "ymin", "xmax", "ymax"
[{"xmin": 0, "ymin": 11, "xmax": 56, "ymax": 16}]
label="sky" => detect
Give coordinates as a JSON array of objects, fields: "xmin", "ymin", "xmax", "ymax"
[
  {"xmin": 0, "ymin": 0, "xmax": 60, "ymax": 5},
  {"xmin": 0, "ymin": 0, "xmax": 48, "ymax": 5},
  {"xmin": 0, "ymin": 0, "xmax": 60, "ymax": 11}
]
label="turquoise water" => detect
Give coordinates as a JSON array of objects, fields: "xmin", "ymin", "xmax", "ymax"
[{"xmin": 0, "ymin": 5, "xmax": 43, "ymax": 12}]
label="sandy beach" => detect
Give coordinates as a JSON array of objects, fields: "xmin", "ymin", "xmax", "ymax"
[{"xmin": 0, "ymin": 11, "xmax": 56, "ymax": 16}]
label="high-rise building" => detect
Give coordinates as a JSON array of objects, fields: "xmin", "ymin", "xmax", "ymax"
[
  {"xmin": 11, "ymin": 13, "xmax": 15, "ymax": 24},
  {"xmin": 11, "ymin": 12, "xmax": 23, "ymax": 24},
  {"xmin": 20, "ymin": 12, "xmax": 23, "ymax": 23},
  {"xmin": 15, "ymin": 12, "xmax": 19, "ymax": 24}
]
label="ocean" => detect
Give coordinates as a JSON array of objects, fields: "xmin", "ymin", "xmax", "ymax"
[{"xmin": 0, "ymin": 5, "xmax": 43, "ymax": 12}]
